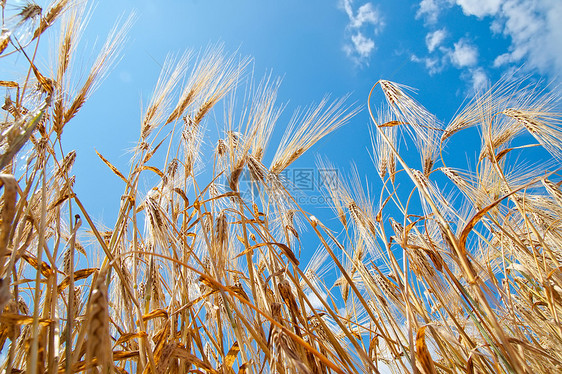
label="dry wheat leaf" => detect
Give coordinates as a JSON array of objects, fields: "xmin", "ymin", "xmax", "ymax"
[
  {"xmin": 21, "ymin": 253, "xmax": 54, "ymax": 277},
  {"xmin": 57, "ymin": 268, "xmax": 97, "ymax": 292},
  {"xmin": 141, "ymin": 165, "xmax": 164, "ymax": 178},
  {"xmin": 415, "ymin": 326, "xmax": 436, "ymax": 374},
  {"xmin": 238, "ymin": 362, "xmax": 252, "ymax": 373},
  {"xmin": 224, "ymin": 341, "xmax": 240, "ymax": 368},
  {"xmin": 0, "ymin": 80, "xmax": 18, "ymax": 88},
  {"xmin": 114, "ymin": 331, "xmax": 148, "ymax": 347},
  {"xmin": 30, "ymin": 64, "xmax": 53, "ymax": 95},
  {"xmin": 236, "ymin": 235, "xmax": 246, "ymax": 245},
  {"xmin": 50, "ymin": 193, "xmax": 73, "ymax": 209},
  {"xmin": 199, "ymin": 274, "xmax": 218, "ymax": 290},
  {"xmin": 379, "ymin": 120, "xmax": 405, "ymax": 128},
  {"xmin": 95, "ymin": 150, "xmax": 128, "ymax": 184},
  {"xmin": 0, "ymin": 313, "xmax": 53, "ymax": 326},
  {"xmin": 112, "ymin": 350, "xmax": 140, "ymax": 360},
  {"xmin": 142, "ymin": 308, "xmax": 169, "ymax": 321}
]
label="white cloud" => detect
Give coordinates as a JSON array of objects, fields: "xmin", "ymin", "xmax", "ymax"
[
  {"xmin": 470, "ymin": 67, "xmax": 489, "ymax": 93},
  {"xmin": 493, "ymin": 53, "xmax": 510, "ymax": 67},
  {"xmin": 425, "ymin": 56, "xmax": 444, "ymax": 74},
  {"xmin": 425, "ymin": 28, "xmax": 447, "ymax": 52},
  {"xmin": 455, "ymin": 0, "xmax": 501, "ymax": 18},
  {"xmin": 340, "ymin": 0, "xmax": 382, "ymax": 28},
  {"xmin": 415, "ymin": 0, "xmax": 562, "ymax": 93},
  {"xmin": 411, "ymin": 54, "xmax": 445, "ymax": 75},
  {"xmin": 353, "ymin": 3, "xmax": 380, "ymax": 28},
  {"xmin": 452, "ymin": 0, "xmax": 562, "ymax": 78},
  {"xmin": 416, "ymin": 0, "xmax": 453, "ymax": 24},
  {"xmin": 351, "ymin": 32, "xmax": 375, "ymax": 58},
  {"xmin": 340, "ymin": 0, "xmax": 354, "ymax": 19},
  {"xmin": 339, "ymin": 0, "xmax": 384, "ymax": 64},
  {"xmin": 456, "ymin": 67, "xmax": 490, "ymax": 95},
  {"xmin": 449, "ymin": 39, "xmax": 478, "ymax": 68},
  {"xmin": 492, "ymin": 0, "xmax": 562, "ymax": 77}
]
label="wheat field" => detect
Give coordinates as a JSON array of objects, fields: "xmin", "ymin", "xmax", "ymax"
[{"xmin": 1, "ymin": 1, "xmax": 562, "ymax": 373}]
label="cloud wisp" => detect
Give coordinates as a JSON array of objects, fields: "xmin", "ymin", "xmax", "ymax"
[
  {"xmin": 416, "ymin": 0, "xmax": 453, "ymax": 24},
  {"xmin": 425, "ymin": 28, "xmax": 447, "ymax": 53},
  {"xmin": 413, "ymin": 33, "xmax": 485, "ymax": 91},
  {"xmin": 449, "ymin": 38, "xmax": 478, "ymax": 68},
  {"xmin": 413, "ymin": 0, "xmax": 562, "ymax": 95},
  {"xmin": 339, "ymin": 0, "xmax": 384, "ymax": 65},
  {"xmin": 489, "ymin": 0, "xmax": 562, "ymax": 77},
  {"xmin": 416, "ymin": 0, "xmax": 562, "ymax": 80}
]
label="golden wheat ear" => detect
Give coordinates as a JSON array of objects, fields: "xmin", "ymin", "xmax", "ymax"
[
  {"xmin": 84, "ymin": 270, "xmax": 112, "ymax": 373},
  {"xmin": 270, "ymin": 95, "xmax": 358, "ymax": 174},
  {"xmin": 63, "ymin": 13, "xmax": 134, "ymax": 127},
  {"xmin": 0, "ymin": 107, "xmax": 45, "ymax": 170}
]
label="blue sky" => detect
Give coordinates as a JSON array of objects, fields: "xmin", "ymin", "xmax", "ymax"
[{"xmin": 21, "ymin": 0, "xmax": 561, "ymax": 225}]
